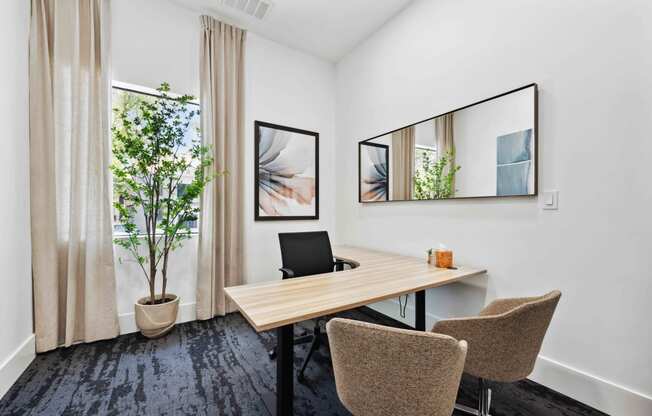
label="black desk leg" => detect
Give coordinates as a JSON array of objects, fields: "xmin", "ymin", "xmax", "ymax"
[
  {"xmin": 415, "ymin": 290, "xmax": 426, "ymax": 331},
  {"xmin": 276, "ymin": 324, "xmax": 294, "ymax": 416}
]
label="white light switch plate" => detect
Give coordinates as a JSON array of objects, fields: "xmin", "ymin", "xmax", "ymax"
[{"xmin": 542, "ymin": 190, "xmax": 559, "ymax": 210}]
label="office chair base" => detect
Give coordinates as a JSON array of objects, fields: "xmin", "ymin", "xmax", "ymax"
[
  {"xmin": 269, "ymin": 334, "xmax": 314, "ymax": 360},
  {"xmin": 298, "ymin": 328, "xmax": 327, "ymax": 381},
  {"xmin": 454, "ymin": 378, "xmax": 492, "ymax": 416}
]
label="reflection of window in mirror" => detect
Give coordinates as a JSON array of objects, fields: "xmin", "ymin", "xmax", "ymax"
[
  {"xmin": 415, "ymin": 145, "xmax": 437, "ymax": 167},
  {"xmin": 412, "ymin": 114, "xmax": 460, "ymax": 200},
  {"xmin": 413, "ymin": 145, "xmax": 439, "ymax": 200}
]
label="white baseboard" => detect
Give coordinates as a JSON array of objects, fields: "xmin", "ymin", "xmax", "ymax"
[
  {"xmin": 118, "ymin": 301, "xmax": 197, "ymax": 335},
  {"xmin": 367, "ymin": 299, "xmax": 652, "ymax": 416},
  {"xmin": 530, "ymin": 355, "xmax": 652, "ymax": 416},
  {"xmin": 0, "ymin": 334, "xmax": 35, "ymax": 401}
]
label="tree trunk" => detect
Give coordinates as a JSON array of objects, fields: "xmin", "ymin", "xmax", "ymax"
[
  {"xmin": 161, "ymin": 253, "xmax": 169, "ymax": 303},
  {"xmin": 149, "ymin": 255, "xmax": 157, "ymax": 304}
]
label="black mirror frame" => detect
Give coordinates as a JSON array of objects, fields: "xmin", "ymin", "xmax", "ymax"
[{"xmin": 358, "ymin": 83, "xmax": 538, "ymax": 203}]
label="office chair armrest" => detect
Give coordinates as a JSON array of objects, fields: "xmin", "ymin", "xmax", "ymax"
[
  {"xmin": 334, "ymin": 259, "xmax": 358, "ymax": 270},
  {"xmin": 279, "ymin": 267, "xmax": 295, "ymax": 278}
]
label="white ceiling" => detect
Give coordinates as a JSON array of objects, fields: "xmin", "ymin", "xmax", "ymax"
[{"xmin": 174, "ymin": 0, "xmax": 413, "ymax": 61}]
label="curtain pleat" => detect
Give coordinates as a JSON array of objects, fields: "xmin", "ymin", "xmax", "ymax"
[
  {"xmin": 30, "ymin": 0, "xmax": 119, "ymax": 352},
  {"xmin": 435, "ymin": 113, "xmax": 455, "ymax": 193},
  {"xmin": 196, "ymin": 16, "xmax": 246, "ymax": 319},
  {"xmin": 391, "ymin": 126, "xmax": 415, "ymax": 200}
]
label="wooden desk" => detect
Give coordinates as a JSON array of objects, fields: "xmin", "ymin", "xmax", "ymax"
[{"xmin": 225, "ymin": 245, "xmax": 486, "ymax": 415}]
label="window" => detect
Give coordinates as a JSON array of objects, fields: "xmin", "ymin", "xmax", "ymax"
[
  {"xmin": 111, "ymin": 82, "xmax": 201, "ymax": 236},
  {"xmin": 413, "ymin": 144, "xmax": 437, "ymax": 200},
  {"xmin": 414, "ymin": 144, "xmax": 437, "ymax": 173}
]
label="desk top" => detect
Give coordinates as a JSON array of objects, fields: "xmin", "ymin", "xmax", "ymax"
[{"xmin": 225, "ymin": 245, "xmax": 487, "ymax": 332}]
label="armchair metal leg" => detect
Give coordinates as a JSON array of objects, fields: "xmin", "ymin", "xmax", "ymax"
[
  {"xmin": 454, "ymin": 403, "xmax": 480, "ymax": 415},
  {"xmin": 453, "ymin": 378, "xmax": 492, "ymax": 416}
]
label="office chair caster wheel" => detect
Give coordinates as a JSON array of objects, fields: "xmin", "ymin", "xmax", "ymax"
[{"xmin": 268, "ymin": 349, "xmax": 277, "ymax": 360}]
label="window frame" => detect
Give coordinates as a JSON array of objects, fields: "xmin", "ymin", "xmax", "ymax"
[{"xmin": 111, "ymin": 81, "xmax": 201, "ymax": 239}]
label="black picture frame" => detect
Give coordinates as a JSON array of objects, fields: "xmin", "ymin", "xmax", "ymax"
[
  {"xmin": 358, "ymin": 83, "xmax": 538, "ymax": 203},
  {"xmin": 254, "ymin": 121, "xmax": 319, "ymax": 221},
  {"xmin": 358, "ymin": 142, "xmax": 389, "ymax": 202}
]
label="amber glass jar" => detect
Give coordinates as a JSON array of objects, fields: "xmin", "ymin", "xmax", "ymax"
[{"xmin": 435, "ymin": 249, "xmax": 453, "ymax": 268}]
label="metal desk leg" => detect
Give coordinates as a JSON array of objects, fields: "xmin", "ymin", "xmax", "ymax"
[
  {"xmin": 415, "ymin": 290, "xmax": 426, "ymax": 331},
  {"xmin": 276, "ymin": 324, "xmax": 294, "ymax": 415}
]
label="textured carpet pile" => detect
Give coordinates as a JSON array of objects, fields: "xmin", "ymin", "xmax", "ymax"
[{"xmin": 0, "ymin": 309, "xmax": 607, "ymax": 415}]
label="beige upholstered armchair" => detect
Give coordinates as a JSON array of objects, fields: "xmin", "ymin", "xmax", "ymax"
[
  {"xmin": 432, "ymin": 290, "xmax": 562, "ymax": 416},
  {"xmin": 326, "ymin": 318, "xmax": 467, "ymax": 416}
]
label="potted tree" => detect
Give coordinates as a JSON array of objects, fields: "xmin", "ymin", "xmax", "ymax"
[{"xmin": 111, "ymin": 83, "xmax": 214, "ymax": 338}]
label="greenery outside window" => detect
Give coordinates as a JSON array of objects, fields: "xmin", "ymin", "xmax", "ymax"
[{"xmin": 111, "ymin": 82, "xmax": 201, "ymax": 237}]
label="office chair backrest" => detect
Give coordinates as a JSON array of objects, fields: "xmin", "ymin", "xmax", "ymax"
[
  {"xmin": 327, "ymin": 318, "xmax": 467, "ymax": 416},
  {"xmin": 278, "ymin": 231, "xmax": 335, "ymax": 278}
]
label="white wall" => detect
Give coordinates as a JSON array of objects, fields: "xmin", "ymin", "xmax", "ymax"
[
  {"xmin": 111, "ymin": 0, "xmax": 336, "ymax": 330},
  {"xmin": 0, "ymin": 0, "xmax": 35, "ymax": 400},
  {"xmin": 243, "ymin": 34, "xmax": 337, "ymax": 284},
  {"xmin": 454, "ymin": 87, "xmax": 535, "ymax": 197},
  {"xmin": 335, "ymin": 0, "xmax": 652, "ymax": 415}
]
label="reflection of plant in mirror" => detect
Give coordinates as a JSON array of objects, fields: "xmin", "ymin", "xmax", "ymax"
[{"xmin": 413, "ymin": 149, "xmax": 460, "ymax": 200}]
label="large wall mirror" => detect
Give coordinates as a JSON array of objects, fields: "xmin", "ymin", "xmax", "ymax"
[{"xmin": 359, "ymin": 84, "xmax": 538, "ymax": 202}]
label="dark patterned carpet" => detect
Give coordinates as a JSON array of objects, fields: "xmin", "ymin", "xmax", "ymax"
[{"xmin": 0, "ymin": 309, "xmax": 607, "ymax": 416}]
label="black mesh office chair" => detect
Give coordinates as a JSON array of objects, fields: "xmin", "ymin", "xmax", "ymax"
[{"xmin": 269, "ymin": 231, "xmax": 356, "ymax": 380}]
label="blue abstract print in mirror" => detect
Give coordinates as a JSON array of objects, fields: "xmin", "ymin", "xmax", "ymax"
[
  {"xmin": 360, "ymin": 143, "xmax": 389, "ymax": 202},
  {"xmin": 256, "ymin": 123, "xmax": 318, "ymax": 219},
  {"xmin": 496, "ymin": 128, "xmax": 533, "ymax": 196}
]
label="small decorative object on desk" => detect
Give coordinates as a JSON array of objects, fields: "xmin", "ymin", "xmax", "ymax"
[
  {"xmin": 427, "ymin": 248, "xmax": 435, "ymax": 265},
  {"xmin": 435, "ymin": 244, "xmax": 453, "ymax": 268}
]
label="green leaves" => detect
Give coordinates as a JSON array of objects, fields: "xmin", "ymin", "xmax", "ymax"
[
  {"xmin": 413, "ymin": 149, "xmax": 461, "ymax": 200},
  {"xmin": 111, "ymin": 83, "xmax": 216, "ymax": 291}
]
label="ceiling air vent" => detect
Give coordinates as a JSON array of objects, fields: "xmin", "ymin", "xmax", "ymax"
[{"xmin": 219, "ymin": 0, "xmax": 273, "ymax": 20}]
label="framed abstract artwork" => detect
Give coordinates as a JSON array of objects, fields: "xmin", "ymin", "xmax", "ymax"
[
  {"xmin": 496, "ymin": 128, "xmax": 534, "ymax": 196},
  {"xmin": 254, "ymin": 121, "xmax": 319, "ymax": 220},
  {"xmin": 359, "ymin": 142, "xmax": 389, "ymax": 202}
]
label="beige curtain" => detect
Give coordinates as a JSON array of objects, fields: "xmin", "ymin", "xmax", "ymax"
[
  {"xmin": 391, "ymin": 126, "xmax": 415, "ymax": 200},
  {"xmin": 30, "ymin": 0, "xmax": 119, "ymax": 352},
  {"xmin": 435, "ymin": 113, "xmax": 455, "ymax": 193},
  {"xmin": 435, "ymin": 113, "xmax": 454, "ymax": 157},
  {"xmin": 197, "ymin": 16, "xmax": 246, "ymax": 319}
]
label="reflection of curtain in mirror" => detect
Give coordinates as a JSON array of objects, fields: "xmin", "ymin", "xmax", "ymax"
[
  {"xmin": 391, "ymin": 126, "xmax": 415, "ymax": 200},
  {"xmin": 435, "ymin": 113, "xmax": 455, "ymax": 194}
]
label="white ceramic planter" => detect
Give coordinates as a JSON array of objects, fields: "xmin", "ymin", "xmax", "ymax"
[{"xmin": 134, "ymin": 293, "xmax": 180, "ymax": 338}]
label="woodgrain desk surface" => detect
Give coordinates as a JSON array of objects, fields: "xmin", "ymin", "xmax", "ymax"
[{"xmin": 225, "ymin": 245, "xmax": 487, "ymax": 332}]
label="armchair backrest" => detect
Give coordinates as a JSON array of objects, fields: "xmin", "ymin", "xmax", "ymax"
[
  {"xmin": 327, "ymin": 318, "xmax": 467, "ymax": 416},
  {"xmin": 432, "ymin": 290, "xmax": 561, "ymax": 382},
  {"xmin": 278, "ymin": 231, "xmax": 335, "ymax": 278}
]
